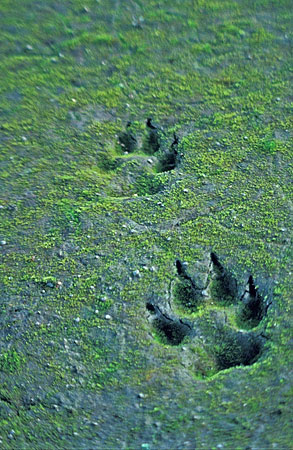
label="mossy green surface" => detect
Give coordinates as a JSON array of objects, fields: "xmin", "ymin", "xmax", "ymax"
[{"xmin": 0, "ymin": 0, "xmax": 292, "ymax": 448}]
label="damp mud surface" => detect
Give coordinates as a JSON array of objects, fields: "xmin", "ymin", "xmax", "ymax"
[{"xmin": 0, "ymin": 1, "xmax": 292, "ymax": 449}]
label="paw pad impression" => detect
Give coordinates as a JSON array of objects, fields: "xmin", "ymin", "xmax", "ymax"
[{"xmin": 146, "ymin": 252, "xmax": 272, "ymax": 376}]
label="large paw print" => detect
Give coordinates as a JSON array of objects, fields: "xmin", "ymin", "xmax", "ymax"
[{"xmin": 146, "ymin": 253, "xmax": 272, "ymax": 376}]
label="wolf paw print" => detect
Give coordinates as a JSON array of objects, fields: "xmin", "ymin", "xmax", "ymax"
[{"xmin": 146, "ymin": 252, "xmax": 272, "ymax": 376}]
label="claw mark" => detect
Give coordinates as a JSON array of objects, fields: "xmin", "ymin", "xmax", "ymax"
[
  {"xmin": 240, "ymin": 275, "xmax": 268, "ymax": 325},
  {"xmin": 248, "ymin": 275, "xmax": 257, "ymax": 297},
  {"xmin": 173, "ymin": 259, "xmax": 204, "ymax": 310},
  {"xmin": 209, "ymin": 252, "xmax": 238, "ymax": 305},
  {"xmin": 159, "ymin": 132, "xmax": 180, "ymax": 172},
  {"xmin": 175, "ymin": 259, "xmax": 198, "ymax": 292},
  {"xmin": 146, "ymin": 302, "xmax": 156, "ymax": 313},
  {"xmin": 171, "ymin": 132, "xmax": 179, "ymax": 151},
  {"xmin": 146, "ymin": 300, "xmax": 193, "ymax": 345},
  {"xmin": 210, "ymin": 252, "xmax": 224, "ymax": 271},
  {"xmin": 145, "ymin": 118, "xmax": 160, "ymax": 153}
]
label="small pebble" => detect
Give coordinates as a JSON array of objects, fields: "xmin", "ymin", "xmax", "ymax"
[
  {"xmin": 192, "ymin": 414, "xmax": 201, "ymax": 420},
  {"xmin": 195, "ymin": 406, "xmax": 204, "ymax": 412},
  {"xmin": 105, "ymin": 314, "xmax": 112, "ymax": 320}
]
